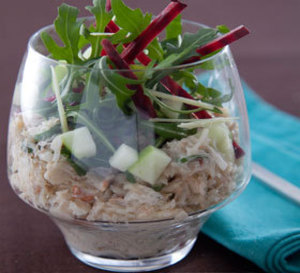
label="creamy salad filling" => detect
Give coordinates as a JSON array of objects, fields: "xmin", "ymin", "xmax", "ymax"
[{"xmin": 9, "ymin": 112, "xmax": 241, "ymax": 222}]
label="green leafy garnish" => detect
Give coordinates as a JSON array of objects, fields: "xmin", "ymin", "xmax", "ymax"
[
  {"xmin": 83, "ymin": 61, "xmax": 103, "ymax": 110},
  {"xmin": 163, "ymin": 28, "xmax": 218, "ymax": 63},
  {"xmin": 99, "ymin": 57, "xmax": 144, "ymax": 114},
  {"xmin": 41, "ymin": 4, "xmax": 84, "ymax": 64},
  {"xmin": 147, "ymin": 39, "xmax": 164, "ymax": 61},
  {"xmin": 217, "ymin": 25, "xmax": 230, "ymax": 34},
  {"xmin": 193, "ymin": 83, "xmax": 232, "ymax": 107},
  {"xmin": 166, "ymin": 15, "xmax": 182, "ymax": 40},
  {"xmin": 84, "ymin": 0, "xmax": 113, "ymax": 58},
  {"xmin": 146, "ymin": 28, "xmax": 218, "ymax": 87},
  {"xmin": 111, "ymin": 0, "xmax": 152, "ymax": 42},
  {"xmin": 141, "ymin": 121, "xmax": 196, "ymax": 140}
]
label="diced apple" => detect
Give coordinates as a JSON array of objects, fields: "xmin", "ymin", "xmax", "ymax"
[
  {"xmin": 109, "ymin": 144, "xmax": 138, "ymax": 172},
  {"xmin": 208, "ymin": 123, "xmax": 234, "ymax": 162},
  {"xmin": 129, "ymin": 146, "xmax": 171, "ymax": 185},
  {"xmin": 61, "ymin": 127, "xmax": 96, "ymax": 159}
]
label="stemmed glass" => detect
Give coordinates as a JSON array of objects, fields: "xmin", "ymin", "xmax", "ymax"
[{"xmin": 7, "ymin": 19, "xmax": 251, "ymax": 272}]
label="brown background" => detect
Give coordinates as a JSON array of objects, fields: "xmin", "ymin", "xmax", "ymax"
[{"xmin": 1, "ymin": 1, "xmax": 299, "ymax": 272}]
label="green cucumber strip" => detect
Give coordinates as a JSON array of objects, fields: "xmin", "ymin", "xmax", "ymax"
[
  {"xmin": 178, "ymin": 117, "xmax": 239, "ymax": 129},
  {"xmin": 141, "ymin": 120, "xmax": 196, "ymax": 140},
  {"xmin": 148, "ymin": 89, "xmax": 217, "ymax": 111},
  {"xmin": 50, "ymin": 66, "xmax": 69, "ymax": 133},
  {"xmin": 144, "ymin": 88, "xmax": 213, "ymax": 115}
]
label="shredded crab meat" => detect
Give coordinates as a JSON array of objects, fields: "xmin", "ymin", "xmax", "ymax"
[{"xmin": 8, "ymin": 113, "xmax": 241, "ymax": 222}]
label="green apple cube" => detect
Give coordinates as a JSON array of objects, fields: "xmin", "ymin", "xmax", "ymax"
[
  {"xmin": 129, "ymin": 146, "xmax": 171, "ymax": 185},
  {"xmin": 208, "ymin": 123, "xmax": 234, "ymax": 161},
  {"xmin": 61, "ymin": 127, "xmax": 96, "ymax": 159},
  {"xmin": 109, "ymin": 144, "xmax": 138, "ymax": 172}
]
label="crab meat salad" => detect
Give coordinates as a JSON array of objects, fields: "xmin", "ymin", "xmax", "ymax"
[{"xmin": 8, "ymin": 0, "xmax": 248, "ymax": 222}]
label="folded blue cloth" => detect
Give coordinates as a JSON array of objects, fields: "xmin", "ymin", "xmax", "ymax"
[{"xmin": 202, "ymin": 82, "xmax": 300, "ymax": 273}]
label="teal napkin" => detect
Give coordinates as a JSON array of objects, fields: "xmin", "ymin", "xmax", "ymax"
[{"xmin": 202, "ymin": 82, "xmax": 300, "ymax": 273}]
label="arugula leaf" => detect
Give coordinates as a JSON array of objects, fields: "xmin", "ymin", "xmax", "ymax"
[
  {"xmin": 41, "ymin": 4, "xmax": 83, "ymax": 64},
  {"xmin": 99, "ymin": 57, "xmax": 144, "ymax": 115},
  {"xmin": 84, "ymin": 0, "xmax": 113, "ymax": 58},
  {"xmin": 193, "ymin": 84, "xmax": 232, "ymax": 107},
  {"xmin": 172, "ymin": 70, "xmax": 198, "ymax": 90},
  {"xmin": 166, "ymin": 14, "xmax": 182, "ymax": 40},
  {"xmin": 217, "ymin": 25, "xmax": 230, "ymax": 34},
  {"xmin": 164, "ymin": 28, "xmax": 218, "ymax": 62},
  {"xmin": 82, "ymin": 61, "xmax": 103, "ymax": 110},
  {"xmin": 111, "ymin": 0, "xmax": 152, "ymax": 41},
  {"xmin": 141, "ymin": 121, "xmax": 196, "ymax": 140},
  {"xmin": 146, "ymin": 29, "xmax": 218, "ymax": 87},
  {"xmin": 109, "ymin": 28, "xmax": 128, "ymax": 44},
  {"xmin": 161, "ymin": 38, "xmax": 180, "ymax": 53},
  {"xmin": 147, "ymin": 38, "xmax": 164, "ymax": 61}
]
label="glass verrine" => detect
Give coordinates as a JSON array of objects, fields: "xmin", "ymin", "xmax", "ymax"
[{"xmin": 7, "ymin": 20, "xmax": 251, "ymax": 272}]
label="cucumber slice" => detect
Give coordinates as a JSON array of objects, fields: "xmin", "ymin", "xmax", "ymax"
[
  {"xmin": 109, "ymin": 144, "xmax": 138, "ymax": 172},
  {"xmin": 208, "ymin": 123, "xmax": 234, "ymax": 162},
  {"xmin": 129, "ymin": 146, "xmax": 171, "ymax": 185},
  {"xmin": 61, "ymin": 127, "xmax": 97, "ymax": 159}
]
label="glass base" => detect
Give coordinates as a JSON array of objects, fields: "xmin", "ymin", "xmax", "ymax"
[{"xmin": 68, "ymin": 238, "xmax": 196, "ymax": 272}]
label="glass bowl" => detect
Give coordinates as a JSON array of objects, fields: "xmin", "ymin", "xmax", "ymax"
[{"xmin": 7, "ymin": 19, "xmax": 251, "ymax": 272}]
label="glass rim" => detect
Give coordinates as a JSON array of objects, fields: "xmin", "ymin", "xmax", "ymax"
[{"xmin": 27, "ymin": 18, "xmax": 228, "ymax": 72}]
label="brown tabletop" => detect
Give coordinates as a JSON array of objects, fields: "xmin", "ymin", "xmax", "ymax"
[{"xmin": 1, "ymin": 1, "xmax": 299, "ymax": 272}]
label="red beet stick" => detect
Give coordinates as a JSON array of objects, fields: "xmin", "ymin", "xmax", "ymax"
[
  {"xmin": 184, "ymin": 25, "xmax": 249, "ymax": 64},
  {"xmin": 104, "ymin": 19, "xmax": 154, "ymax": 66},
  {"xmin": 101, "ymin": 39, "xmax": 157, "ymax": 118},
  {"xmin": 197, "ymin": 25, "xmax": 249, "ymax": 56},
  {"xmin": 121, "ymin": 1, "xmax": 187, "ymax": 64}
]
